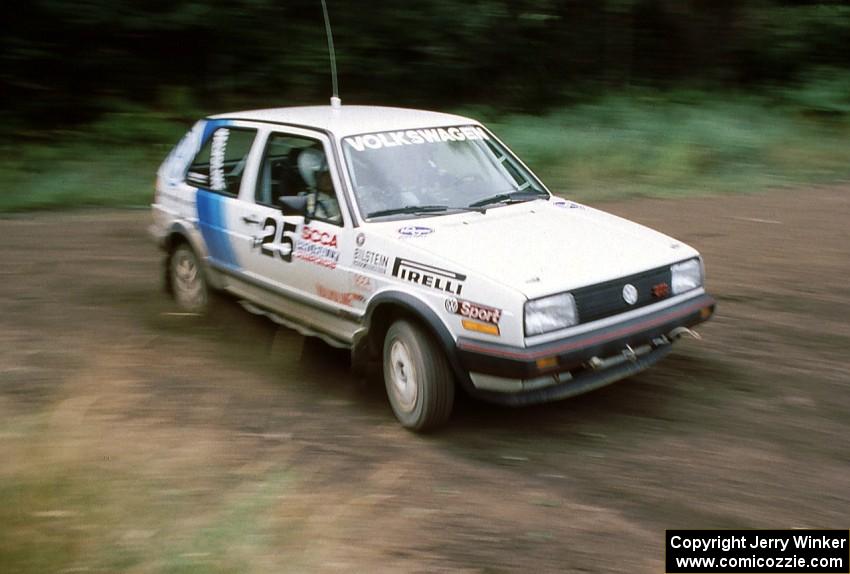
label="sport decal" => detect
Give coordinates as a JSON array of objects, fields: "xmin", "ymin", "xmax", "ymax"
[
  {"xmin": 345, "ymin": 126, "xmax": 489, "ymax": 152},
  {"xmin": 398, "ymin": 226, "xmax": 433, "ymax": 237},
  {"xmin": 392, "ymin": 258, "xmax": 465, "ymax": 295},
  {"xmin": 353, "ymin": 248, "xmax": 389, "ymax": 274},
  {"xmin": 295, "ymin": 226, "xmax": 339, "ymax": 269},
  {"xmin": 445, "ymin": 298, "xmax": 501, "ymax": 325},
  {"xmin": 316, "ymin": 284, "xmax": 365, "ymax": 306}
]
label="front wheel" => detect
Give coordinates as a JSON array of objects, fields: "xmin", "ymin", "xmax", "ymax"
[{"xmin": 383, "ymin": 320, "xmax": 455, "ymax": 431}]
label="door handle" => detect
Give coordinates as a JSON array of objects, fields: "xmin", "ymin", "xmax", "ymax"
[{"xmin": 242, "ymin": 215, "xmax": 260, "ymax": 225}]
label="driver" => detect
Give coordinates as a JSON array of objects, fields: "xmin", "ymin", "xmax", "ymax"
[{"xmin": 297, "ymin": 147, "xmax": 341, "ymax": 222}]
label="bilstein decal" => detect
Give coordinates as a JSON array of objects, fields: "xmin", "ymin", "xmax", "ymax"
[
  {"xmin": 353, "ymin": 247, "xmax": 389, "ymax": 274},
  {"xmin": 345, "ymin": 126, "xmax": 489, "ymax": 152},
  {"xmin": 392, "ymin": 258, "xmax": 465, "ymax": 295},
  {"xmin": 445, "ymin": 298, "xmax": 501, "ymax": 325}
]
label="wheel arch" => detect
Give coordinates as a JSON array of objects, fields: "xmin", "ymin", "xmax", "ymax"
[
  {"xmin": 363, "ymin": 291, "xmax": 473, "ymax": 392},
  {"xmin": 162, "ymin": 221, "xmax": 222, "ymax": 292}
]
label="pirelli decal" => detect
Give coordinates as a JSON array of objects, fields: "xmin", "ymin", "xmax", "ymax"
[{"xmin": 391, "ymin": 258, "xmax": 466, "ymax": 295}]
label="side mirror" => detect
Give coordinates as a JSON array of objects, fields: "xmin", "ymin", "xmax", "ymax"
[{"xmin": 277, "ymin": 195, "xmax": 310, "ymax": 221}]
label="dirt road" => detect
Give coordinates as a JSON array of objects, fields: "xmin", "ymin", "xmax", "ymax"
[{"xmin": 1, "ymin": 188, "xmax": 848, "ymax": 572}]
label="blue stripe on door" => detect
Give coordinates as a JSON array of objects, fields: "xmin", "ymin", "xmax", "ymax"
[
  {"xmin": 194, "ymin": 119, "xmax": 238, "ymax": 270},
  {"xmin": 197, "ymin": 189, "xmax": 238, "ymax": 269}
]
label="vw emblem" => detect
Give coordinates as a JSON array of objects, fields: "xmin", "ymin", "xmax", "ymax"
[
  {"xmin": 445, "ymin": 298, "xmax": 459, "ymax": 313},
  {"xmin": 356, "ymin": 233, "xmax": 366, "ymax": 247},
  {"xmin": 622, "ymin": 284, "xmax": 638, "ymax": 305}
]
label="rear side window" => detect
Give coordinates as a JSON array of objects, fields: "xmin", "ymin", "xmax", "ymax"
[{"xmin": 187, "ymin": 127, "xmax": 256, "ymax": 196}]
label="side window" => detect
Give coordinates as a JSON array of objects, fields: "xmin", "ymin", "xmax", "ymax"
[
  {"xmin": 187, "ymin": 127, "xmax": 257, "ymax": 196},
  {"xmin": 256, "ymin": 133, "xmax": 342, "ymax": 225}
]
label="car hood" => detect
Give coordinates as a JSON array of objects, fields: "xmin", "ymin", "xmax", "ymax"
[{"xmin": 369, "ymin": 199, "xmax": 698, "ymax": 299}]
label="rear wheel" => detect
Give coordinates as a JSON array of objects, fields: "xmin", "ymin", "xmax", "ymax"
[
  {"xmin": 383, "ymin": 319, "xmax": 455, "ymax": 431},
  {"xmin": 169, "ymin": 243, "xmax": 209, "ymax": 314}
]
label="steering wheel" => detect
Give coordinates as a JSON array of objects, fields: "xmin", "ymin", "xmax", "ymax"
[
  {"xmin": 313, "ymin": 193, "xmax": 338, "ymax": 221},
  {"xmin": 356, "ymin": 185, "xmax": 394, "ymax": 213}
]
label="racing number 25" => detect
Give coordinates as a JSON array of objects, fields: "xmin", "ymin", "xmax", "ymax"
[{"xmin": 259, "ymin": 217, "xmax": 297, "ymax": 262}]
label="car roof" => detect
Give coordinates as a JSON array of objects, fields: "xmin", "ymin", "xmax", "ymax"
[{"xmin": 208, "ymin": 105, "xmax": 478, "ymax": 138}]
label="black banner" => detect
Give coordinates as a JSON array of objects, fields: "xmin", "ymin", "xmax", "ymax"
[{"xmin": 666, "ymin": 530, "xmax": 849, "ymax": 573}]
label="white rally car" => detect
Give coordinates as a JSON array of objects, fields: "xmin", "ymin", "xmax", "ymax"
[{"xmin": 151, "ymin": 104, "xmax": 715, "ymax": 431}]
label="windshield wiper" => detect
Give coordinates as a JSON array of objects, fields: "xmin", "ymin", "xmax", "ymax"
[
  {"xmin": 468, "ymin": 190, "xmax": 546, "ymax": 209},
  {"xmin": 366, "ymin": 204, "xmax": 450, "ymax": 218}
]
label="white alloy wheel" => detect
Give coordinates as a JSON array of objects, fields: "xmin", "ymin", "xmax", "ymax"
[
  {"xmin": 383, "ymin": 319, "xmax": 455, "ymax": 431},
  {"xmin": 388, "ymin": 338, "xmax": 419, "ymax": 412}
]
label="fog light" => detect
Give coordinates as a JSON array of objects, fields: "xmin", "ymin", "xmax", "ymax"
[
  {"xmin": 461, "ymin": 320, "xmax": 500, "ymax": 336},
  {"xmin": 535, "ymin": 356, "xmax": 558, "ymax": 370}
]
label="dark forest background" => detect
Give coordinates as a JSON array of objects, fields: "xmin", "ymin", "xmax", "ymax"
[
  {"xmin": 2, "ymin": 0, "xmax": 849, "ymax": 210},
  {"xmin": 4, "ymin": 0, "xmax": 850, "ymax": 122}
]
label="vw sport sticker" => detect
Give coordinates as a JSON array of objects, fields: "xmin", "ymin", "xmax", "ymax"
[{"xmin": 445, "ymin": 297, "xmax": 501, "ymax": 324}]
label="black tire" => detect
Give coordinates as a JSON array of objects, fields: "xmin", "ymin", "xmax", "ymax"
[
  {"xmin": 382, "ymin": 319, "xmax": 455, "ymax": 431},
  {"xmin": 168, "ymin": 243, "xmax": 210, "ymax": 314}
]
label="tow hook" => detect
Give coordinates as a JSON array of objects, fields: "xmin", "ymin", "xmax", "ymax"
[
  {"xmin": 587, "ymin": 344, "xmax": 641, "ymax": 370},
  {"xmin": 668, "ymin": 326, "xmax": 702, "ymax": 341}
]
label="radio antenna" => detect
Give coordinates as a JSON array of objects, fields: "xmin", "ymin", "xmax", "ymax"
[{"xmin": 320, "ymin": 0, "xmax": 341, "ymax": 108}]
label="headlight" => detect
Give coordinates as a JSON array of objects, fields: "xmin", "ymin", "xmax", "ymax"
[
  {"xmin": 671, "ymin": 259, "xmax": 703, "ymax": 294},
  {"xmin": 524, "ymin": 293, "xmax": 578, "ymax": 336}
]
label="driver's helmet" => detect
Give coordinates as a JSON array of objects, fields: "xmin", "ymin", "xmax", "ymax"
[{"xmin": 297, "ymin": 147, "xmax": 327, "ymax": 190}]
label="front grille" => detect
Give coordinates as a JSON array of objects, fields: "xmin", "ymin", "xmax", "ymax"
[{"xmin": 572, "ymin": 265, "xmax": 672, "ymax": 324}]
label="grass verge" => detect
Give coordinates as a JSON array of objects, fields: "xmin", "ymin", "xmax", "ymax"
[
  {"xmin": 2, "ymin": 92, "xmax": 849, "ymax": 212},
  {"xmin": 482, "ymin": 92, "xmax": 850, "ymax": 201}
]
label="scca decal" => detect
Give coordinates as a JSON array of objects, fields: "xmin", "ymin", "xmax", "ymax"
[
  {"xmin": 445, "ymin": 298, "xmax": 501, "ymax": 325},
  {"xmin": 392, "ymin": 258, "xmax": 465, "ymax": 295},
  {"xmin": 301, "ymin": 227, "xmax": 337, "ymax": 247},
  {"xmin": 295, "ymin": 225, "xmax": 339, "ymax": 268},
  {"xmin": 345, "ymin": 126, "xmax": 490, "ymax": 152}
]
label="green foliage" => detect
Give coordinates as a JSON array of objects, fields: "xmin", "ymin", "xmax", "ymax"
[
  {"xmin": 486, "ymin": 93, "xmax": 850, "ymax": 200},
  {"xmin": 786, "ymin": 68, "xmax": 850, "ymax": 115},
  {"xmin": 0, "ymin": 111, "xmax": 190, "ymax": 212},
  {"xmin": 2, "ymin": 91, "xmax": 849, "ymax": 213}
]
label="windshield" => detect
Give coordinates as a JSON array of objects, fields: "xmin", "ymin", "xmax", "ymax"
[{"xmin": 341, "ymin": 125, "xmax": 548, "ymax": 220}]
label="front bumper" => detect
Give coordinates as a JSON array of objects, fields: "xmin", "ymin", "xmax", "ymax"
[{"xmin": 455, "ymin": 292, "xmax": 715, "ymax": 403}]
